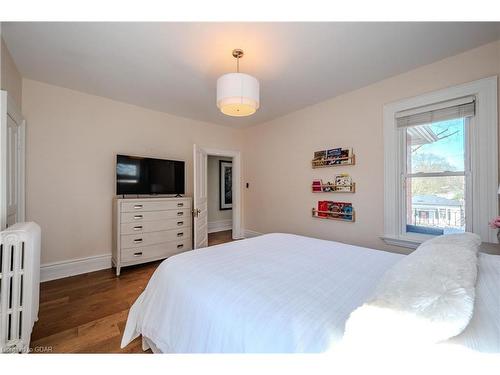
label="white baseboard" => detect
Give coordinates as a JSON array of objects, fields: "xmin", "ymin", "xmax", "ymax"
[
  {"xmin": 208, "ymin": 219, "xmax": 232, "ymax": 234},
  {"xmin": 243, "ymin": 229, "xmax": 263, "ymax": 238},
  {"xmin": 40, "ymin": 253, "xmax": 112, "ymax": 282},
  {"xmin": 40, "ymin": 229, "xmax": 260, "ymax": 282}
]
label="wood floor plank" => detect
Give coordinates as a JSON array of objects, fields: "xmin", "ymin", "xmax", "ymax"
[
  {"xmin": 32, "ymin": 311, "xmax": 126, "ymax": 353},
  {"xmin": 30, "ymin": 231, "xmax": 233, "ymax": 353}
]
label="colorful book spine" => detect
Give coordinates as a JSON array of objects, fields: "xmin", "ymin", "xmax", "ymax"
[{"xmin": 317, "ymin": 201, "xmax": 329, "ymax": 217}]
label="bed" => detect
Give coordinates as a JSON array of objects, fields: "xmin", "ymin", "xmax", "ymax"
[{"xmin": 121, "ymin": 233, "xmax": 500, "ymax": 353}]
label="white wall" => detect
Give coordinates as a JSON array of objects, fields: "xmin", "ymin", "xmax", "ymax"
[
  {"xmin": 242, "ymin": 40, "xmax": 500, "ymax": 254},
  {"xmin": 1, "ymin": 37, "xmax": 22, "ymax": 108},
  {"xmin": 20, "ymin": 39, "xmax": 500, "ymax": 266},
  {"xmin": 207, "ymin": 156, "xmax": 232, "ymax": 230},
  {"xmin": 22, "ymin": 79, "xmax": 243, "ymax": 264}
]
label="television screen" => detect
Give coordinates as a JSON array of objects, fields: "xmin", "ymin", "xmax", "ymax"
[{"xmin": 116, "ymin": 155, "xmax": 185, "ymax": 195}]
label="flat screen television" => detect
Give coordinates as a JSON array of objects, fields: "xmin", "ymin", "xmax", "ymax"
[{"xmin": 116, "ymin": 154, "xmax": 185, "ymax": 195}]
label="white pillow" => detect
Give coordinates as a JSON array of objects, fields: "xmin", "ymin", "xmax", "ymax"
[
  {"xmin": 418, "ymin": 232, "xmax": 481, "ymax": 252},
  {"xmin": 343, "ymin": 232, "xmax": 480, "ymax": 346}
]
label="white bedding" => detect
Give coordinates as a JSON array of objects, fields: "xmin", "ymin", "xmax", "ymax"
[
  {"xmin": 447, "ymin": 252, "xmax": 500, "ymax": 353},
  {"xmin": 121, "ymin": 233, "xmax": 500, "ymax": 353},
  {"xmin": 344, "ymin": 233, "xmax": 481, "ymax": 346}
]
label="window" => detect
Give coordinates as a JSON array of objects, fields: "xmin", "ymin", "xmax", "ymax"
[
  {"xmin": 383, "ymin": 77, "xmax": 498, "ymax": 248},
  {"xmin": 404, "ymin": 117, "xmax": 469, "ymax": 236}
]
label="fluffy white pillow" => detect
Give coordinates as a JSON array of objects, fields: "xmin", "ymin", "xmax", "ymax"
[
  {"xmin": 343, "ymin": 232, "xmax": 480, "ymax": 346},
  {"xmin": 418, "ymin": 232, "xmax": 481, "ymax": 251}
]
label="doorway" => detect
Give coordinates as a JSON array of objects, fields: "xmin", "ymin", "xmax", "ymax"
[
  {"xmin": 207, "ymin": 155, "xmax": 233, "ymax": 241},
  {"xmin": 193, "ymin": 145, "xmax": 242, "ymax": 249}
]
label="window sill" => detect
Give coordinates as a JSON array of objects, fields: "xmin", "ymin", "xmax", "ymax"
[{"xmin": 380, "ymin": 234, "xmax": 433, "ymax": 249}]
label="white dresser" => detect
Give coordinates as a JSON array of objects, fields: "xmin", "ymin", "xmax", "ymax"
[{"xmin": 112, "ymin": 197, "xmax": 192, "ymax": 276}]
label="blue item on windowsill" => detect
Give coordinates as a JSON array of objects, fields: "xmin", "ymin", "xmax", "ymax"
[{"xmin": 406, "ymin": 225, "xmax": 444, "ymax": 236}]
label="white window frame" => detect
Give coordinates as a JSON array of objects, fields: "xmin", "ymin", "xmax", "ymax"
[{"xmin": 382, "ymin": 76, "xmax": 498, "ymax": 248}]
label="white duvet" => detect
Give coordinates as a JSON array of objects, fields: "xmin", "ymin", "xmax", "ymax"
[{"xmin": 121, "ymin": 233, "xmax": 500, "ymax": 353}]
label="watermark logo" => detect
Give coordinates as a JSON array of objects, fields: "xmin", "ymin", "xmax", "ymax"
[{"xmin": 2, "ymin": 345, "xmax": 53, "ymax": 354}]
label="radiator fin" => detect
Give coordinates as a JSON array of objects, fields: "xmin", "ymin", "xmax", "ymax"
[
  {"xmin": 19, "ymin": 275, "xmax": 23, "ymax": 307},
  {"xmin": 9, "ymin": 245, "xmax": 14, "ymax": 272},
  {"xmin": 21, "ymin": 242, "xmax": 24, "ymax": 270},
  {"xmin": 8, "ymin": 277, "xmax": 12, "ymax": 309},
  {"xmin": 7, "ymin": 313, "xmax": 11, "ymax": 341},
  {"xmin": 18, "ymin": 311, "xmax": 22, "ymax": 340}
]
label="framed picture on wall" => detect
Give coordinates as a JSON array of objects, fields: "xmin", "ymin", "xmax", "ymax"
[{"xmin": 219, "ymin": 160, "xmax": 232, "ymax": 210}]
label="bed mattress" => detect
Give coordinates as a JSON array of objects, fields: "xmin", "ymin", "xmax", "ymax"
[{"xmin": 121, "ymin": 233, "xmax": 500, "ymax": 353}]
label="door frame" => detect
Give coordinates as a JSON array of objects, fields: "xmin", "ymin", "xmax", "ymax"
[
  {"xmin": 0, "ymin": 90, "xmax": 26, "ymax": 229},
  {"xmin": 196, "ymin": 146, "xmax": 243, "ymax": 240}
]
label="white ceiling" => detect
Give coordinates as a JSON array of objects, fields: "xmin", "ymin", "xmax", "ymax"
[{"xmin": 3, "ymin": 22, "xmax": 500, "ymax": 128}]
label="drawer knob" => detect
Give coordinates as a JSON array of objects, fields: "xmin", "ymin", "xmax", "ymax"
[
  {"xmin": 177, "ymin": 203, "xmax": 184, "ymax": 207},
  {"xmin": 177, "ymin": 221, "xmax": 184, "ymax": 226},
  {"xmin": 177, "ymin": 212, "xmax": 184, "ymax": 216},
  {"xmin": 133, "ymin": 226, "xmax": 143, "ymax": 231},
  {"xmin": 133, "ymin": 215, "xmax": 143, "ymax": 220},
  {"xmin": 133, "ymin": 238, "xmax": 143, "ymax": 243},
  {"xmin": 177, "ymin": 232, "xmax": 184, "ymax": 237},
  {"xmin": 133, "ymin": 252, "xmax": 143, "ymax": 257},
  {"xmin": 177, "ymin": 244, "xmax": 184, "ymax": 249},
  {"xmin": 134, "ymin": 204, "xmax": 143, "ymax": 209}
]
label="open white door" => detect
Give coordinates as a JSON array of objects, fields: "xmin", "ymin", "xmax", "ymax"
[
  {"xmin": 193, "ymin": 144, "xmax": 208, "ymax": 249},
  {"xmin": 0, "ymin": 91, "xmax": 25, "ymax": 230}
]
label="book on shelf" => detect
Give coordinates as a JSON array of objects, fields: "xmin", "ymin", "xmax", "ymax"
[
  {"xmin": 339, "ymin": 148, "xmax": 353, "ymax": 164},
  {"xmin": 312, "ymin": 147, "xmax": 353, "ymax": 166},
  {"xmin": 327, "ymin": 201, "xmax": 353, "ymax": 219},
  {"xmin": 313, "ymin": 150, "xmax": 327, "ymax": 161},
  {"xmin": 334, "ymin": 174, "xmax": 352, "ymax": 192},
  {"xmin": 322, "ymin": 181, "xmax": 334, "ymax": 192},
  {"xmin": 326, "ymin": 148, "xmax": 342, "ymax": 165},
  {"xmin": 316, "ymin": 201, "xmax": 353, "ymax": 221},
  {"xmin": 317, "ymin": 201, "xmax": 329, "ymax": 217},
  {"xmin": 312, "ymin": 179, "xmax": 323, "ymax": 192}
]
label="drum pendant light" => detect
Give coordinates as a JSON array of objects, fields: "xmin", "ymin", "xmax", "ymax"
[{"xmin": 216, "ymin": 49, "xmax": 260, "ymax": 117}]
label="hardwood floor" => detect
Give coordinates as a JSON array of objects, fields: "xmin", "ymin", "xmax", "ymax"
[
  {"xmin": 207, "ymin": 229, "xmax": 234, "ymax": 246},
  {"xmin": 30, "ymin": 230, "xmax": 234, "ymax": 353}
]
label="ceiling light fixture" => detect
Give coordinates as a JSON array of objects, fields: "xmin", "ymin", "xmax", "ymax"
[{"xmin": 216, "ymin": 49, "xmax": 260, "ymax": 117}]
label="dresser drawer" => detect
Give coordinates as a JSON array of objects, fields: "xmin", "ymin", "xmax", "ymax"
[
  {"xmin": 121, "ymin": 228, "xmax": 191, "ymax": 249},
  {"xmin": 121, "ymin": 218, "xmax": 190, "ymax": 235},
  {"xmin": 121, "ymin": 239, "xmax": 192, "ymax": 263},
  {"xmin": 121, "ymin": 200, "xmax": 191, "ymax": 213},
  {"xmin": 121, "ymin": 209, "xmax": 191, "ymax": 223}
]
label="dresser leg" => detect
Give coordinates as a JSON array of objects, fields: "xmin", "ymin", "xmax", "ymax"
[{"xmin": 116, "ymin": 265, "xmax": 121, "ymax": 277}]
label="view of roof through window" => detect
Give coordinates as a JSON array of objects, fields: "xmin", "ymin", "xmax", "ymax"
[{"xmin": 406, "ymin": 118, "xmax": 466, "ymax": 235}]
